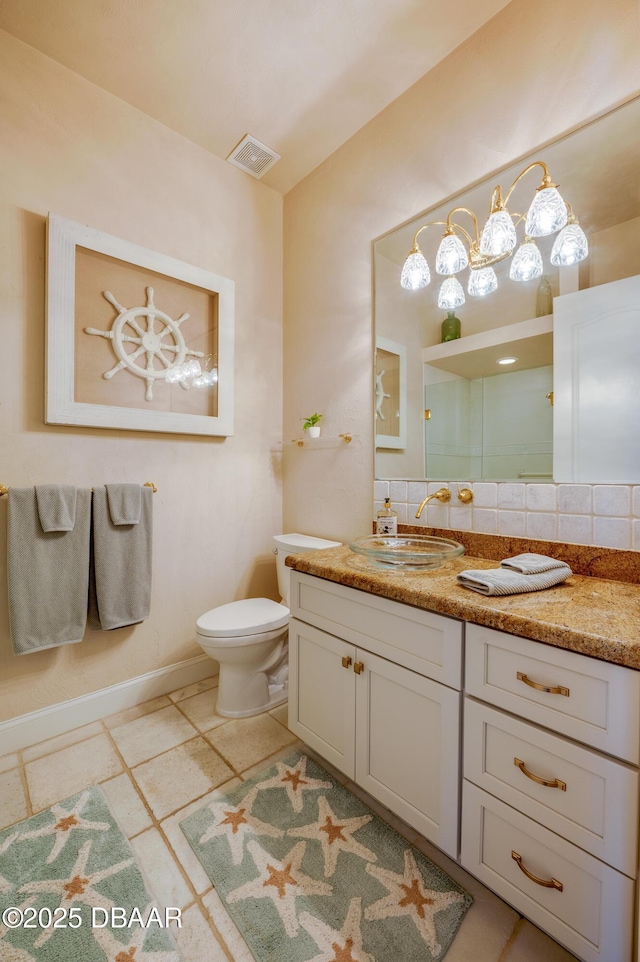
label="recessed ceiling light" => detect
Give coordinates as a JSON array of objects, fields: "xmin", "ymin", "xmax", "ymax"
[{"xmin": 497, "ymin": 356, "xmax": 518, "ymax": 365}]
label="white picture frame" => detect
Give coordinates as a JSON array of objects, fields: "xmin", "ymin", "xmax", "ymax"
[
  {"xmin": 46, "ymin": 213, "xmax": 235, "ymax": 436},
  {"xmin": 375, "ymin": 335, "xmax": 407, "ymax": 450}
]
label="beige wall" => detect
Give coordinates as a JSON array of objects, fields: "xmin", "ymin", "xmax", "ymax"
[
  {"xmin": 0, "ymin": 31, "xmax": 283, "ymax": 723},
  {"xmin": 283, "ymin": 0, "xmax": 640, "ymax": 542}
]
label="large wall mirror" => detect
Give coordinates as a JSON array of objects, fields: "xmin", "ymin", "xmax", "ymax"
[{"xmin": 374, "ymin": 96, "xmax": 640, "ymax": 483}]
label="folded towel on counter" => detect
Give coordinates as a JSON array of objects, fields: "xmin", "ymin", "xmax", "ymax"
[
  {"xmin": 106, "ymin": 483, "xmax": 142, "ymax": 525},
  {"xmin": 8, "ymin": 487, "xmax": 91, "ymax": 654},
  {"xmin": 500, "ymin": 552, "xmax": 572, "ymax": 575},
  {"xmin": 35, "ymin": 484, "xmax": 77, "ymax": 532},
  {"xmin": 457, "ymin": 565, "xmax": 572, "ymax": 596},
  {"xmin": 89, "ymin": 484, "xmax": 153, "ymax": 630}
]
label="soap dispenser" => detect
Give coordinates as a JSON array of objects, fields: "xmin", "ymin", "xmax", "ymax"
[{"xmin": 376, "ymin": 498, "xmax": 398, "ymax": 535}]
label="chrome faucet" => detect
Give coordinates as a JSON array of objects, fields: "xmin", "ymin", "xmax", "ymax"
[{"xmin": 415, "ymin": 487, "xmax": 451, "ymax": 519}]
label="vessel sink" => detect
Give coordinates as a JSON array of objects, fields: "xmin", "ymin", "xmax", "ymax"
[{"xmin": 348, "ymin": 534, "xmax": 464, "ymax": 571}]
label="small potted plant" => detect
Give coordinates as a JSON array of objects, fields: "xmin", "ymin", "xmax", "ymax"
[{"xmin": 301, "ymin": 412, "xmax": 323, "ymax": 438}]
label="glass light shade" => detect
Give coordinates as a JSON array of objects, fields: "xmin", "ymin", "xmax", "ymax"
[
  {"xmin": 435, "ymin": 233, "xmax": 468, "ymax": 275},
  {"xmin": 479, "ymin": 210, "xmax": 517, "ymax": 256},
  {"xmin": 467, "ymin": 266, "xmax": 498, "ymax": 297},
  {"xmin": 401, "ymin": 251, "xmax": 431, "ymax": 290},
  {"xmin": 509, "ymin": 240, "xmax": 543, "ymax": 281},
  {"xmin": 525, "ymin": 187, "xmax": 568, "ymax": 237},
  {"xmin": 437, "ymin": 276, "xmax": 465, "ymax": 310},
  {"xmin": 550, "ymin": 222, "xmax": 589, "ymax": 266}
]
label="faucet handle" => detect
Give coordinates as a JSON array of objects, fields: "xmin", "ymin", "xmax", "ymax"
[{"xmin": 457, "ymin": 487, "xmax": 474, "ymax": 504}]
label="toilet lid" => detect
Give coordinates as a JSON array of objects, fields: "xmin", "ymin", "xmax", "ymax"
[{"xmin": 196, "ymin": 598, "xmax": 289, "ymax": 638}]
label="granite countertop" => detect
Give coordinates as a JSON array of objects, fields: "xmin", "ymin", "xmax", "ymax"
[{"xmin": 287, "ymin": 544, "xmax": 640, "ymax": 670}]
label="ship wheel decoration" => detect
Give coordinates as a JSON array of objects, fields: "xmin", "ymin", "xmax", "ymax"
[{"xmin": 85, "ymin": 286, "xmax": 205, "ymax": 401}]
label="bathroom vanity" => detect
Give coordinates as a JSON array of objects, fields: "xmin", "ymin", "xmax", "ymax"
[{"xmin": 287, "ymin": 547, "xmax": 640, "ymax": 962}]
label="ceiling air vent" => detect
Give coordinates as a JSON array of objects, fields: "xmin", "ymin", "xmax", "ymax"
[{"xmin": 226, "ymin": 135, "xmax": 281, "ymax": 179}]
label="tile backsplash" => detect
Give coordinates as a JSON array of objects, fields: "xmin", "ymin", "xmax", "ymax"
[{"xmin": 374, "ymin": 481, "xmax": 640, "ymax": 551}]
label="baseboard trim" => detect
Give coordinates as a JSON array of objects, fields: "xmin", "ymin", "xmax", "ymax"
[{"xmin": 0, "ymin": 654, "xmax": 217, "ymax": 754}]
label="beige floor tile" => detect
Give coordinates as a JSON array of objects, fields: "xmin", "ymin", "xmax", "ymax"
[
  {"xmin": 172, "ymin": 903, "xmax": 230, "ymax": 962},
  {"xmin": 0, "ymin": 769, "xmax": 28, "ymax": 829},
  {"xmin": 130, "ymin": 827, "xmax": 192, "ymax": 910},
  {"xmin": 0, "ymin": 752, "xmax": 19, "ymax": 774},
  {"xmin": 22, "ymin": 722, "xmax": 104, "ymax": 762},
  {"xmin": 161, "ymin": 777, "xmax": 242, "ymax": 894},
  {"xmin": 239, "ymin": 739, "xmax": 305, "ymax": 782},
  {"xmin": 177, "ymin": 689, "xmax": 229, "ymax": 733},
  {"xmin": 109, "ymin": 705, "xmax": 197, "ymax": 767},
  {"xmin": 205, "ymin": 713, "xmax": 297, "ymax": 773},
  {"xmin": 133, "ymin": 738, "xmax": 234, "ymax": 819},
  {"xmin": 103, "ymin": 694, "xmax": 172, "ymax": 730},
  {"xmin": 101, "ymin": 772, "xmax": 153, "ymax": 837},
  {"xmin": 503, "ymin": 919, "xmax": 580, "ymax": 961},
  {"xmin": 202, "ymin": 889, "xmax": 255, "ymax": 962},
  {"xmin": 169, "ymin": 675, "xmax": 219, "ymax": 703},
  {"xmin": 268, "ymin": 703, "xmax": 289, "ymax": 728},
  {"xmin": 25, "ymin": 733, "xmax": 122, "ymax": 812}
]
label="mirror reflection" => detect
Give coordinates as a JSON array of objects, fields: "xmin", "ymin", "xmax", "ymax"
[{"xmin": 374, "ymin": 96, "xmax": 640, "ymax": 483}]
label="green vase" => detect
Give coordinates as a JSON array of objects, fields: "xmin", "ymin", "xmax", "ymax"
[{"xmin": 441, "ymin": 311, "xmax": 461, "ymax": 342}]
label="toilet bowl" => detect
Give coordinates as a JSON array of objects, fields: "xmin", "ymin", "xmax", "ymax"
[{"xmin": 195, "ymin": 533, "xmax": 341, "ymax": 718}]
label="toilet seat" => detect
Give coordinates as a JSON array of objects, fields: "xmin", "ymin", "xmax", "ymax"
[{"xmin": 196, "ymin": 597, "xmax": 289, "ymax": 638}]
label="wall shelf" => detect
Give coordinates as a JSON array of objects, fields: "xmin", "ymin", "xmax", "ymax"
[
  {"xmin": 422, "ymin": 314, "xmax": 553, "ymax": 380},
  {"xmin": 288, "ymin": 434, "xmax": 357, "ymax": 449}
]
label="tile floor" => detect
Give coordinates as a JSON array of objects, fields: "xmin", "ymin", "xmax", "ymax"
[{"xmin": 0, "ymin": 675, "xmax": 579, "ymax": 962}]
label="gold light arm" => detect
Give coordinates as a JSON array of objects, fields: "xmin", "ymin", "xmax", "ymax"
[
  {"xmin": 501, "ymin": 160, "xmax": 555, "ymax": 209},
  {"xmin": 445, "ymin": 206, "xmax": 481, "ymax": 247},
  {"xmin": 409, "ymin": 220, "xmax": 449, "ymax": 253}
]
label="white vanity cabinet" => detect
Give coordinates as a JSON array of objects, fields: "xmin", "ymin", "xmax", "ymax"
[
  {"xmin": 288, "ymin": 570, "xmax": 463, "ymax": 858},
  {"xmin": 461, "ymin": 623, "xmax": 640, "ymax": 962}
]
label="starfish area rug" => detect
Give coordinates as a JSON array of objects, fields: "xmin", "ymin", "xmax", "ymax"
[
  {"xmin": 180, "ymin": 749, "xmax": 472, "ymax": 962},
  {"xmin": 0, "ymin": 785, "xmax": 183, "ymax": 962}
]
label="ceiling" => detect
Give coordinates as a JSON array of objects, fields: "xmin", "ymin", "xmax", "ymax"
[{"xmin": 0, "ymin": 0, "xmax": 511, "ymax": 194}]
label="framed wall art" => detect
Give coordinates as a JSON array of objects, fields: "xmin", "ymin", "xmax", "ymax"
[{"xmin": 46, "ymin": 213, "xmax": 235, "ymax": 436}]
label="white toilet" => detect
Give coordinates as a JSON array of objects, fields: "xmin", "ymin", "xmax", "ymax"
[{"xmin": 195, "ymin": 533, "xmax": 341, "ymax": 718}]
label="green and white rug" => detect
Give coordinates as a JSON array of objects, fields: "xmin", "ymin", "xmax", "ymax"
[
  {"xmin": 0, "ymin": 786, "xmax": 182, "ymax": 962},
  {"xmin": 180, "ymin": 749, "xmax": 472, "ymax": 962}
]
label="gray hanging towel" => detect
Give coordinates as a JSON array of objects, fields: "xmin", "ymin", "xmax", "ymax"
[
  {"xmin": 35, "ymin": 484, "xmax": 77, "ymax": 532},
  {"xmin": 89, "ymin": 484, "xmax": 153, "ymax": 630},
  {"xmin": 7, "ymin": 487, "xmax": 91, "ymax": 655},
  {"xmin": 106, "ymin": 483, "xmax": 142, "ymax": 525}
]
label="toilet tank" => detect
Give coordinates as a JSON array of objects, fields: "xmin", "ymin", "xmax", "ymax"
[{"xmin": 273, "ymin": 533, "xmax": 341, "ymax": 607}]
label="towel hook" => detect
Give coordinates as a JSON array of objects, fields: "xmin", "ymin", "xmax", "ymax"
[{"xmin": 0, "ymin": 485, "xmax": 7, "ymax": 497}]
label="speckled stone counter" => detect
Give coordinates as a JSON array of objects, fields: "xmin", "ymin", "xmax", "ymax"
[{"xmin": 287, "ymin": 544, "xmax": 640, "ymax": 670}]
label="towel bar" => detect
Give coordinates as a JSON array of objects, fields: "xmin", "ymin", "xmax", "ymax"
[{"xmin": 0, "ymin": 482, "xmax": 157, "ymax": 496}]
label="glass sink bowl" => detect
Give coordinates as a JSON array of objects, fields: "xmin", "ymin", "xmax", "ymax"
[{"xmin": 348, "ymin": 534, "xmax": 464, "ymax": 571}]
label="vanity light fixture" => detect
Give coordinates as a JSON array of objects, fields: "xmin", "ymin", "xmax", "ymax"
[
  {"xmin": 165, "ymin": 355, "xmax": 218, "ymax": 388},
  {"xmin": 497, "ymin": 356, "xmax": 518, "ymax": 365},
  {"xmin": 400, "ymin": 161, "xmax": 588, "ymax": 304}
]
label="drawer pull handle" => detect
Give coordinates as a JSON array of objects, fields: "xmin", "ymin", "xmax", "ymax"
[
  {"xmin": 516, "ymin": 671, "xmax": 569, "ymax": 697},
  {"xmin": 511, "ymin": 851, "xmax": 563, "ymax": 892},
  {"xmin": 353, "ymin": 661, "xmax": 364, "ymax": 675},
  {"xmin": 514, "ymin": 758, "xmax": 567, "ymax": 791},
  {"xmin": 341, "ymin": 656, "xmax": 352, "ymax": 669}
]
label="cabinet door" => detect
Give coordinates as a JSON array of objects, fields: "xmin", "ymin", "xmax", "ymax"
[
  {"xmin": 288, "ymin": 617, "xmax": 356, "ymax": 777},
  {"xmin": 354, "ymin": 649, "xmax": 461, "ymax": 858}
]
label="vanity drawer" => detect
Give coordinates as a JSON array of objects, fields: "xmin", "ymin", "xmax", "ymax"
[
  {"xmin": 290, "ymin": 571, "xmax": 463, "ymax": 688},
  {"xmin": 461, "ymin": 781, "xmax": 635, "ymax": 962},
  {"xmin": 465, "ymin": 624, "xmax": 640, "ymax": 763},
  {"xmin": 464, "ymin": 698, "xmax": 638, "ymax": 877}
]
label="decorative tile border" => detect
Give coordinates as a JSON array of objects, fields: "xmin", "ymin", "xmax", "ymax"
[{"xmin": 374, "ymin": 481, "xmax": 640, "ymax": 556}]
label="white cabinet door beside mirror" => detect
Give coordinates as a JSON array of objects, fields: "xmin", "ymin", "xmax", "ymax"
[{"xmin": 554, "ymin": 274, "xmax": 640, "ymax": 483}]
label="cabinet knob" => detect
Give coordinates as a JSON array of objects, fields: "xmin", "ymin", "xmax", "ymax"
[
  {"xmin": 353, "ymin": 661, "xmax": 364, "ymax": 674},
  {"xmin": 341, "ymin": 656, "xmax": 352, "ymax": 669}
]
